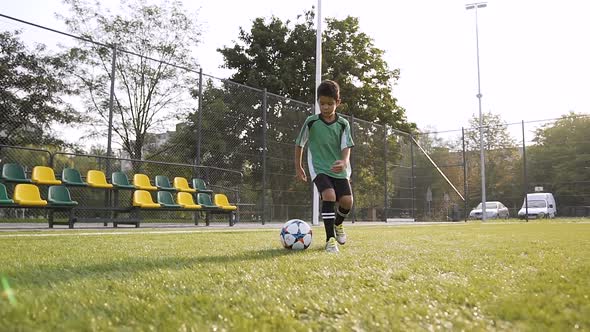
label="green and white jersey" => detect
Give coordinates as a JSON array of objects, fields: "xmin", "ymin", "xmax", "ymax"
[{"xmin": 295, "ymin": 114, "xmax": 354, "ymax": 180}]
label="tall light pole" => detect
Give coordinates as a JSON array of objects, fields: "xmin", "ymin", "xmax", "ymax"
[
  {"xmin": 466, "ymin": 2, "xmax": 487, "ymax": 221},
  {"xmin": 312, "ymin": 0, "xmax": 322, "ymax": 226}
]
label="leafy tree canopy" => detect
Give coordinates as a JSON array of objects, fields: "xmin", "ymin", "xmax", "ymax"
[
  {"xmin": 465, "ymin": 111, "xmax": 517, "ymax": 152},
  {"xmin": 218, "ymin": 10, "xmax": 415, "ymax": 132},
  {"xmin": 59, "ymin": 0, "xmax": 202, "ymax": 159},
  {"xmin": 0, "ymin": 30, "xmax": 80, "ymax": 147},
  {"xmin": 527, "ymin": 113, "xmax": 590, "ymax": 205}
]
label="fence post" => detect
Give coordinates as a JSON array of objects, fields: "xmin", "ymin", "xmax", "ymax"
[
  {"xmin": 462, "ymin": 127, "xmax": 468, "ymax": 222},
  {"xmin": 350, "ymin": 113, "xmax": 356, "ymax": 223},
  {"xmin": 410, "ymin": 134, "xmax": 416, "ymax": 220},
  {"xmin": 261, "ymin": 89, "xmax": 268, "ymax": 225},
  {"xmin": 522, "ymin": 120, "xmax": 528, "ymax": 222},
  {"xmin": 196, "ymin": 67, "xmax": 203, "ymax": 172},
  {"xmin": 383, "ymin": 125, "xmax": 388, "ymax": 222},
  {"xmin": 48, "ymin": 151, "xmax": 54, "ymax": 168},
  {"xmin": 236, "ymin": 187, "xmax": 241, "ymax": 223},
  {"xmin": 106, "ymin": 45, "xmax": 117, "ymax": 178}
]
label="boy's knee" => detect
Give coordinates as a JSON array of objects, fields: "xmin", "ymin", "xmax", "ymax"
[
  {"xmin": 321, "ymin": 190, "xmax": 336, "ymax": 202},
  {"xmin": 339, "ymin": 195, "xmax": 353, "ymax": 209}
]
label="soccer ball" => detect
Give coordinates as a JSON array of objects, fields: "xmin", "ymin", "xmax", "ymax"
[{"xmin": 280, "ymin": 219, "xmax": 312, "ymax": 250}]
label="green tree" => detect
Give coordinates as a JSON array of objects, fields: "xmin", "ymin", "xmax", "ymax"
[
  {"xmin": 464, "ymin": 112, "xmax": 521, "ymax": 211},
  {"xmin": 0, "ymin": 30, "xmax": 79, "ymax": 147},
  {"xmin": 218, "ymin": 10, "xmax": 415, "ymax": 132},
  {"xmin": 527, "ymin": 113, "xmax": 590, "ymax": 208},
  {"xmin": 214, "ymin": 10, "xmax": 417, "ymax": 221},
  {"xmin": 165, "ymin": 81, "xmax": 250, "ymax": 169},
  {"xmin": 59, "ymin": 0, "xmax": 202, "ymax": 160}
]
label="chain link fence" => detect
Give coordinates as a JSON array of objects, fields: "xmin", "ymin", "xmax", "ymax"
[
  {"xmin": 412, "ymin": 129, "xmax": 466, "ymax": 221},
  {"xmin": 414, "ymin": 116, "xmax": 590, "ymax": 220}
]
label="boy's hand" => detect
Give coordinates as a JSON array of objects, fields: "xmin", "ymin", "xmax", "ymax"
[
  {"xmin": 296, "ymin": 166, "xmax": 307, "ymax": 182},
  {"xmin": 331, "ymin": 160, "xmax": 347, "ymax": 173}
]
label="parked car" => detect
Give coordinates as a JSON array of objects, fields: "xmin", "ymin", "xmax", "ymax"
[
  {"xmin": 469, "ymin": 201, "xmax": 510, "ymax": 219},
  {"xmin": 518, "ymin": 193, "xmax": 557, "ymax": 219}
]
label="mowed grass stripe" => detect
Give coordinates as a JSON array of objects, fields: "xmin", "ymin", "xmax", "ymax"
[{"xmin": 0, "ymin": 222, "xmax": 588, "ymax": 331}]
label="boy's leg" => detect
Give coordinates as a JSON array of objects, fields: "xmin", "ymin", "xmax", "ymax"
[
  {"xmin": 321, "ymin": 190, "xmax": 336, "ymax": 242},
  {"xmin": 313, "ymin": 174, "xmax": 338, "ymax": 243},
  {"xmin": 334, "ymin": 179, "xmax": 353, "ymax": 245},
  {"xmin": 335, "ymin": 195, "xmax": 353, "ymax": 226},
  {"xmin": 321, "ymin": 190, "xmax": 339, "ymax": 253}
]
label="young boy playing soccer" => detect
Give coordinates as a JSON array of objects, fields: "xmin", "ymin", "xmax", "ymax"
[{"xmin": 294, "ymin": 80, "xmax": 354, "ymax": 253}]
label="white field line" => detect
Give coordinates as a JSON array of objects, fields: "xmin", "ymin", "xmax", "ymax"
[{"xmin": 0, "ymin": 228, "xmax": 273, "ymax": 238}]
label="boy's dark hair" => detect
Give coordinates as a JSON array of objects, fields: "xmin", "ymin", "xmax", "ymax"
[{"xmin": 317, "ymin": 80, "xmax": 340, "ymax": 100}]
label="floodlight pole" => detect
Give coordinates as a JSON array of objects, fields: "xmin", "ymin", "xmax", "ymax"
[
  {"xmin": 312, "ymin": 0, "xmax": 322, "ymax": 226},
  {"xmin": 466, "ymin": 2, "xmax": 487, "ymax": 221}
]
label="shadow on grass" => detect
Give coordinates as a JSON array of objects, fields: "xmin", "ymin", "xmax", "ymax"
[{"xmin": 8, "ymin": 247, "xmax": 306, "ymax": 288}]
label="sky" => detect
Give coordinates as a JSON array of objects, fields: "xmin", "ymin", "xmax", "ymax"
[{"xmin": 1, "ymin": 0, "xmax": 589, "ymax": 139}]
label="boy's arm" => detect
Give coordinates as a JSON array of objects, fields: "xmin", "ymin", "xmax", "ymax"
[
  {"xmin": 294, "ymin": 145, "xmax": 307, "ymax": 182},
  {"xmin": 340, "ymin": 147, "xmax": 351, "ymax": 164},
  {"xmin": 331, "ymin": 147, "xmax": 351, "ymax": 173}
]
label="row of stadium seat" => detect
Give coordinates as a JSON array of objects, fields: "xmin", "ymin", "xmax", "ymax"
[
  {"xmin": 133, "ymin": 190, "xmax": 237, "ymax": 211},
  {"xmin": 0, "ymin": 182, "xmax": 236, "ymax": 211},
  {"xmin": 0, "ymin": 183, "xmax": 78, "ymax": 207},
  {"xmin": 1, "ymin": 163, "xmax": 237, "ymax": 227},
  {"xmin": 0, "ymin": 182, "xmax": 79, "ymax": 228},
  {"xmin": 1, "ymin": 163, "xmax": 215, "ymax": 193}
]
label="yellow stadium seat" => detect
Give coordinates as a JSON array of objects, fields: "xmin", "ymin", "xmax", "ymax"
[
  {"xmin": 133, "ymin": 190, "xmax": 160, "ymax": 208},
  {"xmin": 86, "ymin": 170, "xmax": 113, "ymax": 188},
  {"xmin": 214, "ymin": 193, "xmax": 237, "ymax": 211},
  {"xmin": 13, "ymin": 184, "xmax": 48, "ymax": 207},
  {"xmin": 133, "ymin": 174, "xmax": 157, "ymax": 191},
  {"xmin": 173, "ymin": 177, "xmax": 196, "ymax": 193},
  {"xmin": 176, "ymin": 192, "xmax": 202, "ymax": 209},
  {"xmin": 32, "ymin": 166, "xmax": 62, "ymax": 185}
]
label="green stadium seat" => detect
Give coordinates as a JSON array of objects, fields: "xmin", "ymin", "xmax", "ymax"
[
  {"xmin": 173, "ymin": 177, "xmax": 196, "ymax": 193},
  {"xmin": 133, "ymin": 174, "xmax": 157, "ymax": 191},
  {"xmin": 176, "ymin": 192, "xmax": 201, "ymax": 209},
  {"xmin": 32, "ymin": 166, "xmax": 62, "ymax": 185},
  {"xmin": 197, "ymin": 193, "xmax": 219, "ymax": 209},
  {"xmin": 192, "ymin": 178, "xmax": 213, "ymax": 194},
  {"xmin": 61, "ymin": 168, "xmax": 87, "ymax": 186},
  {"xmin": 0, "ymin": 183, "xmax": 15, "ymax": 204},
  {"xmin": 133, "ymin": 190, "xmax": 160, "ymax": 208},
  {"xmin": 214, "ymin": 193, "xmax": 237, "ymax": 211},
  {"xmin": 157, "ymin": 191, "xmax": 181, "ymax": 208},
  {"xmin": 48, "ymin": 186, "xmax": 78, "ymax": 206},
  {"xmin": 197, "ymin": 193, "xmax": 234, "ymax": 226},
  {"xmin": 155, "ymin": 175, "xmax": 175, "ymax": 191},
  {"xmin": 86, "ymin": 170, "xmax": 113, "ymax": 189},
  {"xmin": 112, "ymin": 172, "xmax": 135, "ymax": 190},
  {"xmin": 2, "ymin": 163, "xmax": 32, "ymax": 183},
  {"xmin": 13, "ymin": 184, "xmax": 47, "ymax": 207}
]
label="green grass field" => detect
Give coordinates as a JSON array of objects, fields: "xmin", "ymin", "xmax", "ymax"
[{"xmin": 1, "ymin": 221, "xmax": 589, "ymax": 331}]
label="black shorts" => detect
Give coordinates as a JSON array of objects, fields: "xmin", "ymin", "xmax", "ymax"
[{"xmin": 313, "ymin": 174, "xmax": 352, "ymax": 200}]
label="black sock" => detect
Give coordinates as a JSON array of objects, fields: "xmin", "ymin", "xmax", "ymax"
[
  {"xmin": 335, "ymin": 206, "xmax": 350, "ymax": 226},
  {"xmin": 322, "ymin": 201, "xmax": 336, "ymax": 241}
]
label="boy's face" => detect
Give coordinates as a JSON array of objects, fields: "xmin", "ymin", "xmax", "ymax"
[{"xmin": 318, "ymin": 96, "xmax": 340, "ymax": 118}]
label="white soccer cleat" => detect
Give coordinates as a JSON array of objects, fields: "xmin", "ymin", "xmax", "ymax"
[
  {"xmin": 325, "ymin": 237, "xmax": 339, "ymax": 253},
  {"xmin": 335, "ymin": 224, "xmax": 347, "ymax": 245}
]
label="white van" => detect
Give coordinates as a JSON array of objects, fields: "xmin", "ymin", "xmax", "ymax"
[{"xmin": 517, "ymin": 193, "xmax": 557, "ymax": 219}]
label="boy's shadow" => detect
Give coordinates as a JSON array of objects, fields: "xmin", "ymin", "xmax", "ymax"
[{"xmin": 11, "ymin": 247, "xmax": 305, "ymax": 288}]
